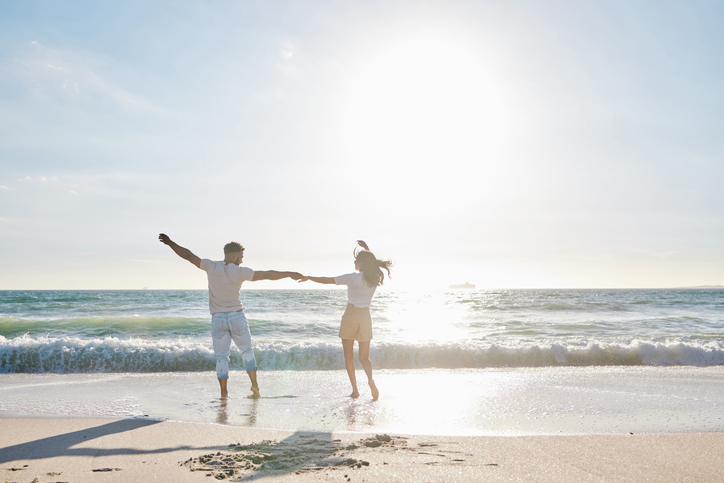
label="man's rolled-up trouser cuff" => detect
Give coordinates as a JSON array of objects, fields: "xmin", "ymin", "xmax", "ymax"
[
  {"xmin": 242, "ymin": 349, "xmax": 258, "ymax": 373},
  {"xmin": 216, "ymin": 356, "xmax": 230, "ymax": 379}
]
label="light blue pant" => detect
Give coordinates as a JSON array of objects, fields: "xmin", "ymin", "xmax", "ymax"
[{"xmin": 211, "ymin": 310, "xmax": 258, "ymax": 379}]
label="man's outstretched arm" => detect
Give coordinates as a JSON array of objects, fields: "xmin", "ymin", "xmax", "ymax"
[
  {"xmin": 158, "ymin": 233, "xmax": 201, "ymax": 268},
  {"xmin": 252, "ymin": 271, "xmax": 304, "ymax": 281}
]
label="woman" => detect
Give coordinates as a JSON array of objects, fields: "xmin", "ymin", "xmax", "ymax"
[{"xmin": 305, "ymin": 241, "xmax": 392, "ymax": 400}]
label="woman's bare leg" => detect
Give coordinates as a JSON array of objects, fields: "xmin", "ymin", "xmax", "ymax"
[
  {"xmin": 358, "ymin": 341, "xmax": 378, "ymax": 400},
  {"xmin": 342, "ymin": 339, "xmax": 359, "ymax": 398}
]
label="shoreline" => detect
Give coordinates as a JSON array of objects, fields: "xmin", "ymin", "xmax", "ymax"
[
  {"xmin": 2, "ymin": 417, "xmax": 724, "ymax": 482},
  {"xmin": 3, "ymin": 367, "xmax": 724, "ymax": 480},
  {"xmin": 4, "ymin": 367, "xmax": 724, "ymax": 436}
]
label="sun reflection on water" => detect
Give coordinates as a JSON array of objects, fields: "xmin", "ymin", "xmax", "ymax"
[{"xmin": 376, "ymin": 292, "xmax": 472, "ymax": 344}]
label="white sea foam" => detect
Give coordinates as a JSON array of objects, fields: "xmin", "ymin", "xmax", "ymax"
[{"xmin": 2, "ymin": 335, "xmax": 724, "ymax": 373}]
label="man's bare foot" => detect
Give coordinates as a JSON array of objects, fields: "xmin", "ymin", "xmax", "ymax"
[
  {"xmin": 250, "ymin": 385, "xmax": 261, "ymax": 399},
  {"xmin": 369, "ymin": 380, "xmax": 379, "ymax": 401},
  {"xmin": 349, "ymin": 390, "xmax": 360, "ymax": 398},
  {"xmin": 221, "ymin": 393, "xmax": 230, "ymax": 400}
]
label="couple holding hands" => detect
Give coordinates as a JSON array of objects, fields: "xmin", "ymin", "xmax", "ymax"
[{"xmin": 158, "ymin": 234, "xmax": 392, "ymax": 401}]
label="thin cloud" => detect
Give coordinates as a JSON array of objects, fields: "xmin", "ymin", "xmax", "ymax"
[
  {"xmin": 651, "ymin": 252, "xmax": 677, "ymax": 259},
  {"xmin": 16, "ymin": 175, "xmax": 58, "ymax": 183},
  {"xmin": 7, "ymin": 41, "xmax": 164, "ymax": 114},
  {"xmin": 628, "ymin": 248, "xmax": 678, "ymax": 259},
  {"xmin": 279, "ymin": 39, "xmax": 296, "ymax": 60}
]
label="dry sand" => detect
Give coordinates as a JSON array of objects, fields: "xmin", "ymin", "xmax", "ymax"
[{"xmin": 1, "ymin": 417, "xmax": 724, "ymax": 482}]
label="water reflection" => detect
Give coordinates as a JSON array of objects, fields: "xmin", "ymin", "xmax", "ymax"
[
  {"xmin": 215, "ymin": 399, "xmax": 228, "ymax": 425},
  {"xmin": 214, "ymin": 397, "xmax": 259, "ymax": 426},
  {"xmin": 345, "ymin": 399, "xmax": 377, "ymax": 430},
  {"xmin": 244, "ymin": 398, "xmax": 259, "ymax": 427}
]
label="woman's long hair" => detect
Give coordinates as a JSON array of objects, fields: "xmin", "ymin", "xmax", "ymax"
[{"xmin": 354, "ymin": 240, "xmax": 392, "ymax": 288}]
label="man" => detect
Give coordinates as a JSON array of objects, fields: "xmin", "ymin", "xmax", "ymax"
[{"xmin": 158, "ymin": 233, "xmax": 303, "ymax": 399}]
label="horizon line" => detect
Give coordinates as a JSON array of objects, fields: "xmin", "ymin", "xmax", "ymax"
[{"xmin": 1, "ymin": 286, "xmax": 723, "ymax": 291}]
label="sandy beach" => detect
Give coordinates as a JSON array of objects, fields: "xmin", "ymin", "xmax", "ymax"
[
  {"xmin": 1, "ymin": 417, "xmax": 723, "ymax": 482},
  {"xmin": 3, "ymin": 368, "xmax": 724, "ymax": 481}
]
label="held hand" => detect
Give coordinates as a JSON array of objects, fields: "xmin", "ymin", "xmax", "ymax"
[
  {"xmin": 289, "ymin": 272, "xmax": 305, "ymax": 281},
  {"xmin": 158, "ymin": 233, "xmax": 171, "ymax": 245},
  {"xmin": 297, "ymin": 275, "xmax": 310, "ymax": 283}
]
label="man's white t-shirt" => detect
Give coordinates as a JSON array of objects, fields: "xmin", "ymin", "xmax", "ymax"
[
  {"xmin": 200, "ymin": 259, "xmax": 255, "ymax": 314},
  {"xmin": 334, "ymin": 272, "xmax": 376, "ymax": 308}
]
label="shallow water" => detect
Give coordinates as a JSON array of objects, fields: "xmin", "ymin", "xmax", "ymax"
[{"xmin": 2, "ymin": 367, "xmax": 723, "ymax": 435}]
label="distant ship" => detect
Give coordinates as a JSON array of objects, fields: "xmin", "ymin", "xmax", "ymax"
[{"xmin": 449, "ymin": 282, "xmax": 475, "ymax": 289}]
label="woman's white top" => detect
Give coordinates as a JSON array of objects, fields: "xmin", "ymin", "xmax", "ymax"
[{"xmin": 334, "ymin": 272, "xmax": 377, "ymax": 308}]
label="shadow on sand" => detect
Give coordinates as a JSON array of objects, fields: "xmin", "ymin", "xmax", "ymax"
[{"xmin": 0, "ymin": 418, "xmax": 219, "ymax": 464}]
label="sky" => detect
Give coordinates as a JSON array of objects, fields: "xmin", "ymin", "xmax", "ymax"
[{"xmin": 1, "ymin": 0, "xmax": 723, "ymax": 290}]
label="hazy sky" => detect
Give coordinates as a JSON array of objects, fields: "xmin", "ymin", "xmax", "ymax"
[{"xmin": 1, "ymin": 0, "xmax": 723, "ymax": 290}]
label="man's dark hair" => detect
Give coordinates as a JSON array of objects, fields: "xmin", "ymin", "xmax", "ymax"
[{"xmin": 223, "ymin": 242, "xmax": 244, "ymax": 254}]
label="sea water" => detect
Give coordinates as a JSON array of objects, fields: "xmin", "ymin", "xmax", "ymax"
[
  {"xmin": 1, "ymin": 289, "xmax": 723, "ymax": 435},
  {"xmin": 2, "ymin": 288, "xmax": 724, "ymax": 372}
]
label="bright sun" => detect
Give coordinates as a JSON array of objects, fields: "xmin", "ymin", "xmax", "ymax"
[
  {"xmin": 322, "ymin": 31, "xmax": 557, "ymax": 290},
  {"xmin": 336, "ymin": 33, "xmax": 526, "ymax": 211}
]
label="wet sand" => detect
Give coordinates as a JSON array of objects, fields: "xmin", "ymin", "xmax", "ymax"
[
  {"xmin": 2, "ymin": 417, "xmax": 724, "ymax": 482},
  {"xmin": 4, "ymin": 367, "xmax": 724, "ymax": 435},
  {"xmin": 3, "ymin": 368, "xmax": 724, "ymax": 481}
]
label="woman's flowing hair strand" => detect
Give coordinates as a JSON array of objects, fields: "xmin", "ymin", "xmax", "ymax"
[{"xmin": 354, "ymin": 240, "xmax": 392, "ymax": 287}]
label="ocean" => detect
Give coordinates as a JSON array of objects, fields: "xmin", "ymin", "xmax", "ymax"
[
  {"xmin": 2, "ymin": 288, "xmax": 723, "ymax": 435},
  {"xmin": 1, "ymin": 288, "xmax": 723, "ymax": 373}
]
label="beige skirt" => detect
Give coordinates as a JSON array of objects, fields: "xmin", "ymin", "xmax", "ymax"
[{"xmin": 338, "ymin": 304, "xmax": 373, "ymax": 342}]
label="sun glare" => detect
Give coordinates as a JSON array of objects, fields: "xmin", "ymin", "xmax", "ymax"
[
  {"xmin": 311, "ymin": 29, "xmax": 562, "ymax": 290},
  {"xmin": 335, "ymin": 32, "xmax": 529, "ymax": 214}
]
